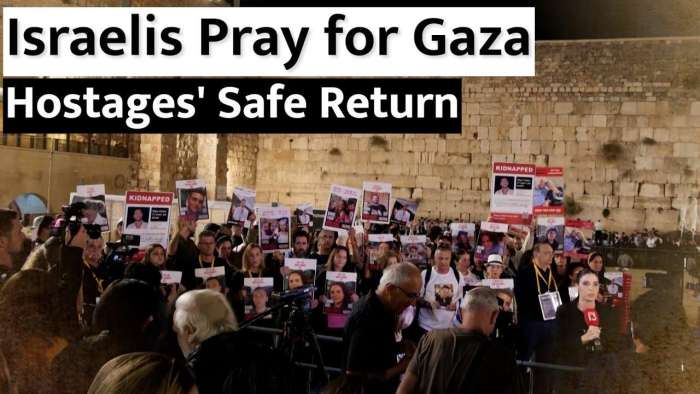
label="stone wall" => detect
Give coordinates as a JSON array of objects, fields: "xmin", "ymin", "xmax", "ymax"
[{"xmin": 255, "ymin": 38, "xmax": 700, "ymax": 232}]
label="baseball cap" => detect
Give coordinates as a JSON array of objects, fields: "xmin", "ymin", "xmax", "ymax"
[{"xmin": 486, "ymin": 254, "xmax": 504, "ymax": 266}]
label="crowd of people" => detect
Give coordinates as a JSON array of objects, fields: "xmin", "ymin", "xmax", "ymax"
[{"xmin": 0, "ymin": 202, "xmax": 698, "ymax": 394}]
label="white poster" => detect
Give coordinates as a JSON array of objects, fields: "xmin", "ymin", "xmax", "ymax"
[
  {"xmin": 390, "ymin": 198, "xmax": 418, "ymax": 226},
  {"xmin": 490, "ymin": 162, "xmax": 535, "ymax": 225},
  {"xmin": 323, "ymin": 184, "xmax": 361, "ymax": 231},
  {"xmin": 123, "ymin": 191, "xmax": 174, "ymax": 250},
  {"xmin": 243, "ymin": 277, "xmax": 274, "ymax": 319},
  {"xmin": 258, "ymin": 206, "xmax": 291, "ymax": 253},
  {"xmin": 400, "ymin": 235, "xmax": 428, "ymax": 270},
  {"xmin": 227, "ymin": 186, "xmax": 256, "ymax": 227},
  {"xmin": 367, "ymin": 234, "xmax": 395, "ymax": 266},
  {"xmin": 176, "ymin": 179, "xmax": 209, "ymax": 221},
  {"xmin": 361, "ymin": 181, "xmax": 391, "ymax": 224},
  {"xmin": 70, "ymin": 184, "xmax": 109, "ymax": 232},
  {"xmin": 536, "ymin": 216, "xmax": 565, "ymax": 252},
  {"xmin": 295, "ymin": 202, "xmax": 314, "ymax": 230},
  {"xmin": 195, "ymin": 266, "xmax": 227, "ymax": 292},
  {"xmin": 450, "ymin": 222, "xmax": 476, "ymax": 252},
  {"xmin": 324, "ymin": 271, "xmax": 358, "ymax": 315},
  {"xmin": 284, "ymin": 258, "xmax": 317, "ymax": 293},
  {"xmin": 160, "ymin": 270, "xmax": 182, "ymax": 285}
]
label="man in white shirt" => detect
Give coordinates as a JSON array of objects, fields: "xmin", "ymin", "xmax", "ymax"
[
  {"xmin": 495, "ymin": 177, "xmax": 514, "ymax": 196},
  {"xmin": 418, "ymin": 247, "xmax": 465, "ymax": 335}
]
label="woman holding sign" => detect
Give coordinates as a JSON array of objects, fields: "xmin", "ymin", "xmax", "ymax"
[{"xmin": 554, "ymin": 269, "xmax": 623, "ymax": 394}]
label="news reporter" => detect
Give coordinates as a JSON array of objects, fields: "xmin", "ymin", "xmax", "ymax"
[{"xmin": 554, "ymin": 269, "xmax": 621, "ymax": 394}]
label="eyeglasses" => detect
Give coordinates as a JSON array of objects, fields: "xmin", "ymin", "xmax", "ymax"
[{"xmin": 396, "ymin": 285, "xmax": 420, "ymax": 300}]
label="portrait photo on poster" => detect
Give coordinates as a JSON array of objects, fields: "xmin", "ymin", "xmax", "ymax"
[
  {"xmin": 176, "ymin": 179, "xmax": 209, "ymax": 221},
  {"xmin": 323, "ymin": 184, "xmax": 360, "ymax": 231},
  {"xmin": 69, "ymin": 193, "xmax": 110, "ymax": 232},
  {"xmin": 228, "ymin": 186, "xmax": 256, "ymax": 226},
  {"xmin": 361, "ymin": 181, "xmax": 391, "ymax": 224}
]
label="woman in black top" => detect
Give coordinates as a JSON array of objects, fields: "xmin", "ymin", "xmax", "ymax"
[{"xmin": 555, "ymin": 269, "xmax": 623, "ymax": 394}]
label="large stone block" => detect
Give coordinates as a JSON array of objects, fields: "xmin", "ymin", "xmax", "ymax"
[
  {"xmin": 673, "ymin": 143, "xmax": 700, "ymax": 158},
  {"xmin": 639, "ymin": 183, "xmax": 664, "ymax": 198}
]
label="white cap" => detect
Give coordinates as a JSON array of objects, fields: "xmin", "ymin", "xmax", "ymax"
[{"xmin": 486, "ymin": 254, "xmax": 503, "ymax": 266}]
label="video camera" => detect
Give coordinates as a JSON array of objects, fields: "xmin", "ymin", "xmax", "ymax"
[
  {"xmin": 58, "ymin": 202, "xmax": 102, "ymax": 240},
  {"xmin": 103, "ymin": 233, "xmax": 142, "ymax": 283}
]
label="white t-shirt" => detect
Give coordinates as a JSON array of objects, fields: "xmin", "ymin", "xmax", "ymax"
[{"xmin": 418, "ymin": 267, "xmax": 465, "ymax": 331}]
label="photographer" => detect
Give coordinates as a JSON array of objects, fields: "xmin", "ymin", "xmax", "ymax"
[{"xmin": 0, "ymin": 209, "xmax": 26, "ymax": 288}]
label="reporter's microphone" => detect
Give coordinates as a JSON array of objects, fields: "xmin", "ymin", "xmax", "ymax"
[{"xmin": 583, "ymin": 308, "xmax": 602, "ymax": 350}]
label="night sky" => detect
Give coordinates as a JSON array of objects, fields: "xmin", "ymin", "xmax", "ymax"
[{"xmin": 239, "ymin": 0, "xmax": 700, "ymax": 40}]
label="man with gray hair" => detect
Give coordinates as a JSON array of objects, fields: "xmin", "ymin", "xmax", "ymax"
[
  {"xmin": 340, "ymin": 263, "xmax": 422, "ymax": 394},
  {"xmin": 396, "ymin": 287, "xmax": 522, "ymax": 394},
  {"xmin": 174, "ymin": 289, "xmax": 248, "ymax": 394}
]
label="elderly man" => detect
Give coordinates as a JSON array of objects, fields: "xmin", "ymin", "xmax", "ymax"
[
  {"xmin": 397, "ymin": 287, "xmax": 522, "ymax": 394},
  {"xmin": 174, "ymin": 289, "xmax": 246, "ymax": 394},
  {"xmin": 340, "ymin": 263, "xmax": 422, "ymax": 394}
]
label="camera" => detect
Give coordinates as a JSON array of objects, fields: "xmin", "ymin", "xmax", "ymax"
[
  {"xmin": 103, "ymin": 234, "xmax": 141, "ymax": 284},
  {"xmin": 61, "ymin": 202, "xmax": 102, "ymax": 240}
]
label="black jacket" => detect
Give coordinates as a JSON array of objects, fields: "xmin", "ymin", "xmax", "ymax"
[{"xmin": 187, "ymin": 331, "xmax": 275, "ymax": 394}]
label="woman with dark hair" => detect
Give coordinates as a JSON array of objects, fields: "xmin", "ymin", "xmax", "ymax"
[
  {"xmin": 143, "ymin": 244, "xmax": 166, "ymax": 269},
  {"xmin": 554, "ymin": 269, "xmax": 623, "ymax": 394},
  {"xmin": 586, "ymin": 252, "xmax": 611, "ymax": 304},
  {"xmin": 87, "ymin": 352, "xmax": 195, "ymax": 394},
  {"xmin": 326, "ymin": 282, "xmax": 350, "ymax": 313}
]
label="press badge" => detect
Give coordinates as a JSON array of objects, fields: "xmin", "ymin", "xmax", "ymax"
[{"xmin": 538, "ymin": 291, "xmax": 562, "ymax": 321}]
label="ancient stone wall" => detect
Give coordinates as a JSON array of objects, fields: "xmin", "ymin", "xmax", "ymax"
[{"xmin": 255, "ymin": 38, "xmax": 700, "ymax": 232}]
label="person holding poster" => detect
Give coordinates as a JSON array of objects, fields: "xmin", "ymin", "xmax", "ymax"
[
  {"xmin": 515, "ymin": 242, "xmax": 560, "ymax": 394},
  {"xmin": 450, "ymin": 223, "xmax": 475, "ymax": 253},
  {"xmin": 284, "ymin": 258, "xmax": 317, "ymax": 293},
  {"xmin": 123, "ymin": 191, "xmax": 173, "ymax": 251},
  {"xmin": 176, "ymin": 179, "xmax": 209, "ymax": 221},
  {"xmin": 227, "ymin": 187, "xmax": 256, "ymax": 226},
  {"xmin": 324, "ymin": 272, "xmax": 359, "ymax": 329},
  {"xmin": 295, "ymin": 203, "xmax": 314, "ymax": 231},
  {"xmin": 400, "ymin": 235, "xmax": 428, "ymax": 270},
  {"xmin": 324, "ymin": 185, "xmax": 360, "ymax": 231},
  {"xmin": 258, "ymin": 207, "xmax": 291, "ymax": 252},
  {"xmin": 533, "ymin": 167, "xmax": 565, "ymax": 214},
  {"xmin": 565, "ymin": 219, "xmax": 595, "ymax": 260},
  {"xmin": 191, "ymin": 230, "xmax": 228, "ymax": 291},
  {"xmin": 490, "ymin": 162, "xmax": 535, "ymax": 225},
  {"xmin": 390, "ymin": 198, "xmax": 417, "ymax": 226},
  {"xmin": 537, "ymin": 217, "xmax": 565, "ymax": 252},
  {"xmin": 71, "ymin": 184, "xmax": 110, "ymax": 232},
  {"xmin": 361, "ymin": 181, "xmax": 391, "ymax": 223},
  {"xmin": 243, "ymin": 277, "xmax": 274, "ymax": 321}
]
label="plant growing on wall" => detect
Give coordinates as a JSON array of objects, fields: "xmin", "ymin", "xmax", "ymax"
[
  {"xmin": 369, "ymin": 135, "xmax": 390, "ymax": 151},
  {"xmin": 599, "ymin": 142, "xmax": 625, "ymax": 162},
  {"xmin": 329, "ymin": 147, "xmax": 342, "ymax": 156},
  {"xmin": 641, "ymin": 137, "xmax": 656, "ymax": 145},
  {"xmin": 564, "ymin": 196, "xmax": 583, "ymax": 216},
  {"xmin": 602, "ymin": 208, "xmax": 611, "ymax": 218}
]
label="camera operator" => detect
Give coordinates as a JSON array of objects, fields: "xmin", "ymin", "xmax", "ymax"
[{"xmin": 79, "ymin": 236, "xmax": 106, "ymax": 328}]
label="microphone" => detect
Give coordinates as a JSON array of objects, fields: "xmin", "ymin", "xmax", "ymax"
[
  {"xmin": 583, "ymin": 308, "xmax": 602, "ymax": 351},
  {"xmin": 271, "ymin": 286, "xmax": 316, "ymax": 303}
]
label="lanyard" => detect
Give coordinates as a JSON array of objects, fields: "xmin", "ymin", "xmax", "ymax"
[
  {"xmin": 246, "ymin": 270, "xmax": 262, "ymax": 278},
  {"xmin": 198, "ymin": 256, "xmax": 215, "ymax": 269},
  {"xmin": 533, "ymin": 263, "xmax": 557, "ymax": 295}
]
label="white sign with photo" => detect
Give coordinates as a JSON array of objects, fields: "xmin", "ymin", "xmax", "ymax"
[
  {"xmin": 176, "ymin": 179, "xmax": 209, "ymax": 221},
  {"xmin": 323, "ymin": 184, "xmax": 361, "ymax": 231},
  {"xmin": 361, "ymin": 181, "xmax": 391, "ymax": 224},
  {"xmin": 258, "ymin": 207, "xmax": 291, "ymax": 253}
]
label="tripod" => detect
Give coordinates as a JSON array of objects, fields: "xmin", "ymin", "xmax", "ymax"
[{"xmin": 239, "ymin": 295, "xmax": 329, "ymax": 394}]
